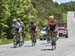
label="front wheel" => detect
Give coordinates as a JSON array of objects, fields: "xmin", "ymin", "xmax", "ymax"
[
  {"xmin": 51, "ymin": 42, "xmax": 56, "ymax": 50},
  {"xmin": 32, "ymin": 38, "xmax": 36, "ymax": 46},
  {"xmin": 31, "ymin": 32, "xmax": 36, "ymax": 46}
]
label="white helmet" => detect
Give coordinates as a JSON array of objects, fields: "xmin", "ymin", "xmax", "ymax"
[{"xmin": 13, "ymin": 19, "xmax": 17, "ymax": 22}]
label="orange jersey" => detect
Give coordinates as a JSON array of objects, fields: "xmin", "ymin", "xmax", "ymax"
[{"xmin": 48, "ymin": 20, "xmax": 57, "ymax": 26}]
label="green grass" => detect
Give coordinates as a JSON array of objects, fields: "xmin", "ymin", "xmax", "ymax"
[
  {"xmin": 0, "ymin": 38, "xmax": 13, "ymax": 45},
  {"xmin": 0, "ymin": 31, "xmax": 40, "ymax": 45},
  {"xmin": 0, "ymin": 36, "xmax": 31, "ymax": 45}
]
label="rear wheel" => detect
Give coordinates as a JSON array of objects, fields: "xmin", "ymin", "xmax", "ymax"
[
  {"xmin": 13, "ymin": 33, "xmax": 23, "ymax": 48},
  {"xmin": 31, "ymin": 31, "xmax": 36, "ymax": 46}
]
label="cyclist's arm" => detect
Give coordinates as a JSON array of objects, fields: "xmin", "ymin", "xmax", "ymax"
[
  {"xmin": 55, "ymin": 20, "xmax": 58, "ymax": 32},
  {"xmin": 18, "ymin": 23, "xmax": 22, "ymax": 33},
  {"xmin": 18, "ymin": 27, "xmax": 22, "ymax": 33},
  {"xmin": 47, "ymin": 21, "xmax": 50, "ymax": 30}
]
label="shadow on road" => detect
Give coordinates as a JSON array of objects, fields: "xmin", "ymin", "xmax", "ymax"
[
  {"xmin": 40, "ymin": 42, "xmax": 47, "ymax": 45},
  {"xmin": 41, "ymin": 48, "xmax": 54, "ymax": 51},
  {"xmin": 11, "ymin": 46, "xmax": 15, "ymax": 48},
  {"xmin": 44, "ymin": 44, "xmax": 52, "ymax": 46},
  {"xmin": 24, "ymin": 45, "xmax": 32, "ymax": 47}
]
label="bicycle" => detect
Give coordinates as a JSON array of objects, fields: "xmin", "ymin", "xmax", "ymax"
[
  {"xmin": 50, "ymin": 31, "xmax": 57, "ymax": 50},
  {"xmin": 30, "ymin": 30, "xmax": 36, "ymax": 46},
  {"xmin": 13, "ymin": 32, "xmax": 23, "ymax": 48},
  {"xmin": 47, "ymin": 30, "xmax": 51, "ymax": 43}
]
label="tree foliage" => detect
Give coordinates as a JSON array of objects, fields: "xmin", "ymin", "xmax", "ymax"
[
  {"xmin": 60, "ymin": 1, "xmax": 75, "ymax": 12},
  {"xmin": 0, "ymin": 0, "xmax": 62, "ymax": 39}
]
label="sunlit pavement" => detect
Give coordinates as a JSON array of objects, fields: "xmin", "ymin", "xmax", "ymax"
[{"xmin": 0, "ymin": 11, "xmax": 75, "ymax": 56}]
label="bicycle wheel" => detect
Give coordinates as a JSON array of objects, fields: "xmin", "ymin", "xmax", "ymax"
[
  {"xmin": 51, "ymin": 32, "xmax": 57, "ymax": 50},
  {"xmin": 13, "ymin": 34, "xmax": 18, "ymax": 48},
  {"xmin": 31, "ymin": 31, "xmax": 36, "ymax": 46},
  {"xmin": 13, "ymin": 33, "xmax": 21, "ymax": 48},
  {"xmin": 19, "ymin": 33, "xmax": 24, "ymax": 47},
  {"xmin": 47, "ymin": 30, "xmax": 51, "ymax": 43}
]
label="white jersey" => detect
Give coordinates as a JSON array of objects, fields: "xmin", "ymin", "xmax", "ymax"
[
  {"xmin": 12, "ymin": 22, "xmax": 21, "ymax": 29},
  {"xmin": 19, "ymin": 22, "xmax": 24, "ymax": 28}
]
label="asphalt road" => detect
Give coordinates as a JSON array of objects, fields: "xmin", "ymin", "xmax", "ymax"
[{"xmin": 0, "ymin": 11, "xmax": 75, "ymax": 56}]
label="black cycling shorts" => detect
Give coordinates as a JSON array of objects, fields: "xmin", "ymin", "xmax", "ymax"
[
  {"xmin": 15, "ymin": 28, "xmax": 19, "ymax": 32},
  {"xmin": 49, "ymin": 25, "xmax": 56, "ymax": 31},
  {"xmin": 30, "ymin": 29, "xmax": 36, "ymax": 33}
]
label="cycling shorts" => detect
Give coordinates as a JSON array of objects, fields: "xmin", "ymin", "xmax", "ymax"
[{"xmin": 49, "ymin": 25, "xmax": 56, "ymax": 31}]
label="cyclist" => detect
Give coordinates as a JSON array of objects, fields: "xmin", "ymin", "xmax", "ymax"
[
  {"xmin": 17, "ymin": 18, "xmax": 24, "ymax": 46},
  {"xmin": 17, "ymin": 18, "xmax": 24, "ymax": 30},
  {"xmin": 47, "ymin": 16, "xmax": 58, "ymax": 50},
  {"xmin": 12, "ymin": 19, "xmax": 22, "ymax": 48},
  {"xmin": 29, "ymin": 21, "xmax": 37, "ymax": 46},
  {"xmin": 48, "ymin": 16, "xmax": 58, "ymax": 31}
]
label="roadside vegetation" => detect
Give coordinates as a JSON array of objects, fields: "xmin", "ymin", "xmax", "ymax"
[{"xmin": 0, "ymin": 0, "xmax": 75, "ymax": 45}]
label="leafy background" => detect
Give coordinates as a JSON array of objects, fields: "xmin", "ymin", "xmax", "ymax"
[{"xmin": 0, "ymin": 0, "xmax": 75, "ymax": 44}]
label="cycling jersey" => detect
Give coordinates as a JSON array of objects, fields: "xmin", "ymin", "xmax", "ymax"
[
  {"xmin": 48, "ymin": 20, "xmax": 57, "ymax": 31},
  {"xmin": 12, "ymin": 22, "xmax": 21, "ymax": 32},
  {"xmin": 29, "ymin": 24, "xmax": 36, "ymax": 33},
  {"xmin": 18, "ymin": 21, "xmax": 24, "ymax": 32},
  {"xmin": 48, "ymin": 20, "xmax": 57, "ymax": 25}
]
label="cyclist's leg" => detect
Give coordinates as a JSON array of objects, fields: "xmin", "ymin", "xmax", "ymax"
[
  {"xmin": 16, "ymin": 33, "xmax": 20, "ymax": 47},
  {"xmin": 32, "ymin": 32, "xmax": 36, "ymax": 46},
  {"xmin": 19, "ymin": 32, "xmax": 24, "ymax": 47},
  {"xmin": 30, "ymin": 31, "xmax": 34, "ymax": 46},
  {"xmin": 14, "ymin": 33, "xmax": 19, "ymax": 48},
  {"xmin": 54, "ymin": 32, "xmax": 57, "ymax": 49},
  {"xmin": 50, "ymin": 31, "xmax": 54, "ymax": 50},
  {"xmin": 22, "ymin": 32, "xmax": 24, "ymax": 44},
  {"xmin": 47, "ymin": 30, "xmax": 51, "ymax": 43},
  {"xmin": 31, "ymin": 30, "xmax": 36, "ymax": 46},
  {"xmin": 34, "ymin": 31, "xmax": 37, "ymax": 42},
  {"xmin": 47, "ymin": 30, "xmax": 49, "ymax": 43},
  {"xmin": 51, "ymin": 31, "xmax": 57, "ymax": 50},
  {"xmin": 33, "ymin": 32, "xmax": 36, "ymax": 46},
  {"xmin": 13, "ymin": 34, "xmax": 17, "ymax": 48}
]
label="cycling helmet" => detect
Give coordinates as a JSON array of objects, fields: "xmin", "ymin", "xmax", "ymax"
[
  {"xmin": 17, "ymin": 18, "xmax": 21, "ymax": 21},
  {"xmin": 13, "ymin": 19, "xmax": 17, "ymax": 22},
  {"xmin": 30, "ymin": 21, "xmax": 34, "ymax": 24},
  {"xmin": 48, "ymin": 16, "xmax": 54, "ymax": 19}
]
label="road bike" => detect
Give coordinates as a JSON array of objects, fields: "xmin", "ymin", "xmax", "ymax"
[
  {"xmin": 13, "ymin": 32, "xmax": 23, "ymax": 48},
  {"xmin": 47, "ymin": 30, "xmax": 51, "ymax": 43},
  {"xmin": 50, "ymin": 31, "xmax": 57, "ymax": 50},
  {"xmin": 30, "ymin": 30, "xmax": 36, "ymax": 46}
]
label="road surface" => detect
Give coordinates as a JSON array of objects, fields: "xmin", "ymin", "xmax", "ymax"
[{"xmin": 0, "ymin": 11, "xmax": 75, "ymax": 56}]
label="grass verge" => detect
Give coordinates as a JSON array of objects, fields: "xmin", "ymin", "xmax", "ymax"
[{"xmin": 0, "ymin": 31, "xmax": 40, "ymax": 45}]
